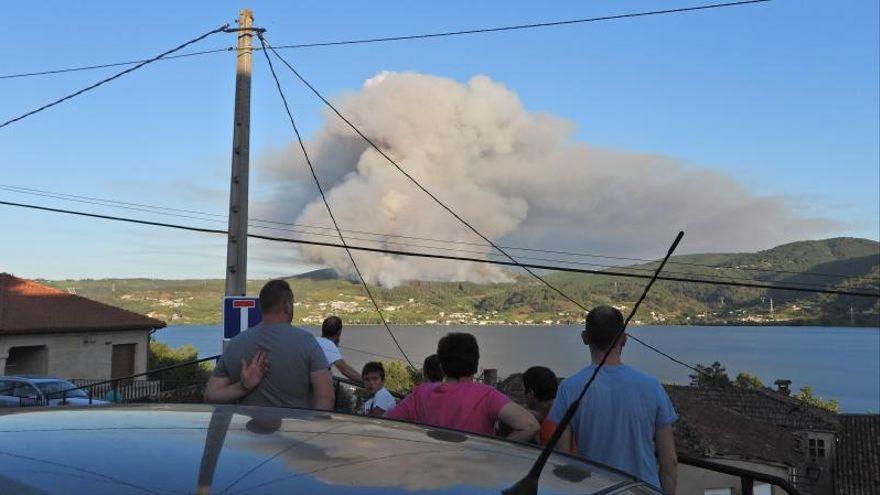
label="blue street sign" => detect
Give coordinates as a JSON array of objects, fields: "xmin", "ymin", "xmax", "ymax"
[{"xmin": 223, "ymin": 296, "xmax": 262, "ymax": 339}]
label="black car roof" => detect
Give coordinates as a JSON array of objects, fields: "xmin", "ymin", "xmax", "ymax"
[{"xmin": 0, "ymin": 404, "xmax": 650, "ymax": 494}]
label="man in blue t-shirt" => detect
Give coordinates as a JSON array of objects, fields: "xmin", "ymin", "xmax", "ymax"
[{"xmin": 550, "ymin": 305, "xmax": 678, "ymax": 494}]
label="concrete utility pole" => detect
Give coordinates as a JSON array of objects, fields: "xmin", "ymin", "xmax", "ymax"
[{"xmin": 225, "ymin": 8, "xmax": 254, "ymax": 297}]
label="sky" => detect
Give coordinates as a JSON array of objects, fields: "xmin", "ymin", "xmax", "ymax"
[{"xmin": 0, "ymin": 0, "xmax": 877, "ymax": 280}]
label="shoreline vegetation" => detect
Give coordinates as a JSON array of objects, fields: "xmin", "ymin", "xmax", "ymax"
[{"xmin": 43, "ymin": 237, "xmax": 878, "ymax": 328}]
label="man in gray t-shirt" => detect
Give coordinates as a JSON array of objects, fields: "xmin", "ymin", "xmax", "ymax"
[{"xmin": 205, "ymin": 280, "xmax": 334, "ymax": 410}]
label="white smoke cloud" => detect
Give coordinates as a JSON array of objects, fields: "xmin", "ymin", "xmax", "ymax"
[{"xmin": 255, "ymin": 71, "xmax": 839, "ymax": 286}]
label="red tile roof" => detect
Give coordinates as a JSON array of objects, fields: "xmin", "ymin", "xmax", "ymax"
[
  {"xmin": 0, "ymin": 273, "xmax": 165, "ymax": 334},
  {"xmin": 835, "ymin": 414, "xmax": 880, "ymax": 495}
]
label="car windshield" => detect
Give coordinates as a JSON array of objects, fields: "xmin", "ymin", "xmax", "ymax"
[{"xmin": 36, "ymin": 381, "xmax": 87, "ymax": 399}]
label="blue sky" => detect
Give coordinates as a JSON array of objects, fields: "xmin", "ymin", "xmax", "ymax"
[{"xmin": 1, "ymin": 0, "xmax": 877, "ymax": 280}]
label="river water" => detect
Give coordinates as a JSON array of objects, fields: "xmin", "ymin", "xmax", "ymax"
[{"xmin": 153, "ymin": 324, "xmax": 880, "ymax": 412}]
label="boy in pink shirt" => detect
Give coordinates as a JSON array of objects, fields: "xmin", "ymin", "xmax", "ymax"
[{"xmin": 385, "ymin": 333, "xmax": 538, "ymax": 442}]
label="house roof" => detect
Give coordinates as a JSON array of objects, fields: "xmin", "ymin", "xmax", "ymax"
[
  {"xmin": 834, "ymin": 414, "xmax": 880, "ymax": 495},
  {"xmin": 495, "ymin": 374, "xmax": 802, "ymax": 466},
  {"xmin": 665, "ymin": 385, "xmax": 801, "ymax": 466},
  {"xmin": 0, "ymin": 273, "xmax": 165, "ymax": 334},
  {"xmin": 663, "ymin": 384, "xmax": 839, "ymax": 432}
]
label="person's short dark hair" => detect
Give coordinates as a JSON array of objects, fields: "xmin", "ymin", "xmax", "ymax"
[
  {"xmin": 259, "ymin": 280, "xmax": 293, "ymax": 312},
  {"xmin": 322, "ymin": 316, "xmax": 342, "ymax": 338},
  {"xmin": 522, "ymin": 366, "xmax": 558, "ymax": 402},
  {"xmin": 422, "ymin": 354, "xmax": 444, "ymax": 382},
  {"xmin": 437, "ymin": 333, "xmax": 479, "ymax": 379},
  {"xmin": 362, "ymin": 361, "xmax": 385, "ymax": 380},
  {"xmin": 585, "ymin": 305, "xmax": 625, "ymax": 349}
]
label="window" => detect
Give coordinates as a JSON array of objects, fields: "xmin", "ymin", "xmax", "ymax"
[
  {"xmin": 12, "ymin": 383, "xmax": 39, "ymax": 399},
  {"xmin": 755, "ymin": 483, "xmax": 772, "ymax": 495},
  {"xmin": 36, "ymin": 381, "xmax": 87, "ymax": 399},
  {"xmin": 808, "ymin": 437, "xmax": 826, "ymax": 458},
  {"xmin": 0, "ymin": 380, "xmax": 14, "ymax": 396}
]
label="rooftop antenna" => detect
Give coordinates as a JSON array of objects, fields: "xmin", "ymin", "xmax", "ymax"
[{"xmin": 503, "ymin": 230, "xmax": 684, "ymax": 495}]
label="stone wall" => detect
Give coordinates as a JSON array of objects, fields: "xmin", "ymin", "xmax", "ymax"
[{"xmin": 0, "ymin": 330, "xmax": 150, "ymax": 380}]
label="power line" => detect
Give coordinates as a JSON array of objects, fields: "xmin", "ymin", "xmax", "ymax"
[
  {"xmin": 1, "ymin": 183, "xmax": 874, "ymax": 283},
  {"xmin": 258, "ymin": 32, "xmax": 415, "ymax": 369},
  {"xmin": 0, "ymin": 24, "xmax": 229, "ymax": 129},
  {"xmin": 0, "ymin": 47, "xmax": 233, "ymax": 80},
  {"xmin": 0, "ymin": 1, "xmax": 771, "ymax": 80},
  {"xmin": 0, "ymin": 189, "xmax": 872, "ymax": 293},
  {"xmin": 2, "ymin": 185, "xmax": 866, "ymax": 293},
  {"xmin": 273, "ymin": 0, "xmax": 771, "ymax": 49},
  {"xmin": 2, "ymin": 199, "xmax": 876, "ymax": 298}
]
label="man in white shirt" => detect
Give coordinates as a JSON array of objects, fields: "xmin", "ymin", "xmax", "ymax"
[
  {"xmin": 317, "ymin": 316, "xmax": 362, "ymax": 383},
  {"xmin": 362, "ymin": 361, "xmax": 396, "ymax": 417}
]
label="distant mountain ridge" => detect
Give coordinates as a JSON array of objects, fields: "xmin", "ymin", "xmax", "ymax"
[{"xmin": 42, "ymin": 237, "xmax": 879, "ymax": 326}]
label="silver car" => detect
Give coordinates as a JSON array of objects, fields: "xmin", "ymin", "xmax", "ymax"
[{"xmin": 0, "ymin": 376, "xmax": 107, "ymax": 407}]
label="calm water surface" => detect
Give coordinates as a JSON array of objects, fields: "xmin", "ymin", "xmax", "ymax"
[{"xmin": 153, "ymin": 324, "xmax": 880, "ymax": 412}]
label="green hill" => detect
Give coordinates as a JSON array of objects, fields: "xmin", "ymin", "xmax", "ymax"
[{"xmin": 42, "ymin": 237, "xmax": 879, "ymax": 327}]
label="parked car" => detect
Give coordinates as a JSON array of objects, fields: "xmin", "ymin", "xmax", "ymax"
[
  {"xmin": 0, "ymin": 376, "xmax": 107, "ymax": 407},
  {"xmin": 0, "ymin": 404, "xmax": 661, "ymax": 494}
]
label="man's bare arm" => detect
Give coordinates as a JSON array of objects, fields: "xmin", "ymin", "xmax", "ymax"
[
  {"xmin": 204, "ymin": 351, "xmax": 268, "ymax": 403},
  {"xmin": 333, "ymin": 359, "xmax": 363, "ymax": 383},
  {"xmin": 498, "ymin": 401, "xmax": 540, "ymax": 443},
  {"xmin": 310, "ymin": 369, "xmax": 335, "ymax": 410},
  {"xmin": 205, "ymin": 376, "xmax": 248, "ymax": 403},
  {"xmin": 655, "ymin": 425, "xmax": 678, "ymax": 495},
  {"xmin": 556, "ymin": 426, "xmax": 574, "ymax": 454}
]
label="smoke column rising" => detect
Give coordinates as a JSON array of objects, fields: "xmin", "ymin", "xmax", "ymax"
[{"xmin": 257, "ymin": 72, "xmax": 837, "ymax": 286}]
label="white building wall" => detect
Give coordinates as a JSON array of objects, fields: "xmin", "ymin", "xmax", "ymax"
[
  {"xmin": 679, "ymin": 458, "xmax": 792, "ymax": 495},
  {"xmin": 0, "ymin": 330, "xmax": 150, "ymax": 380}
]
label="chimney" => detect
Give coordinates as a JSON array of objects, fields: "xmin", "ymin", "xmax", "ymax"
[
  {"xmin": 774, "ymin": 379, "xmax": 792, "ymax": 396},
  {"xmin": 482, "ymin": 368, "xmax": 498, "ymax": 387}
]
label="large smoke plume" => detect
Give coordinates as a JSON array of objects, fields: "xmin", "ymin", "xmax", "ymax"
[{"xmin": 256, "ymin": 72, "xmax": 837, "ymax": 286}]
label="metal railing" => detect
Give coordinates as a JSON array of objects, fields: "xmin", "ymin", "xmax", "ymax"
[
  {"xmin": 331, "ymin": 376, "xmax": 405, "ymax": 413},
  {"xmin": 20, "ymin": 354, "xmax": 223, "ymax": 406},
  {"xmin": 678, "ymin": 454, "xmax": 802, "ymax": 495}
]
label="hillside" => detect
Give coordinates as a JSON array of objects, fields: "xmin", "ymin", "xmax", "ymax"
[{"xmin": 42, "ymin": 238, "xmax": 879, "ymax": 327}]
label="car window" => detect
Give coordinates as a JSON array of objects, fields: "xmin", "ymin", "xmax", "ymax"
[
  {"xmin": 12, "ymin": 383, "xmax": 39, "ymax": 399},
  {"xmin": 37, "ymin": 381, "xmax": 87, "ymax": 399},
  {"xmin": 0, "ymin": 380, "xmax": 15, "ymax": 396}
]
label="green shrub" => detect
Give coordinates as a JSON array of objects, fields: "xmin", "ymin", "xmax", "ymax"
[
  {"xmin": 148, "ymin": 341, "xmax": 213, "ymax": 386},
  {"xmin": 382, "ymin": 361, "xmax": 415, "ymax": 395},
  {"xmin": 734, "ymin": 372, "xmax": 764, "ymax": 390},
  {"xmin": 689, "ymin": 361, "xmax": 731, "ymax": 388},
  {"xmin": 794, "ymin": 386, "xmax": 841, "ymax": 414}
]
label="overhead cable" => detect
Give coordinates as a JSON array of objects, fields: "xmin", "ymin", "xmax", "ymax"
[
  {"xmin": 0, "ymin": 47, "xmax": 233, "ymax": 80},
  {"xmin": 1, "ymin": 1, "xmax": 770, "ymax": 80},
  {"xmin": 0, "ymin": 24, "xmax": 229, "ymax": 129},
  {"xmin": 272, "ymin": 0, "xmax": 771, "ymax": 49},
  {"xmin": 257, "ymin": 32, "xmax": 415, "ymax": 369},
  {"xmin": 2, "ymin": 200, "xmax": 876, "ymax": 298},
  {"xmin": 2, "ymin": 186, "xmax": 867, "ymax": 292},
  {"xmin": 1, "ymin": 183, "xmax": 874, "ymax": 283}
]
